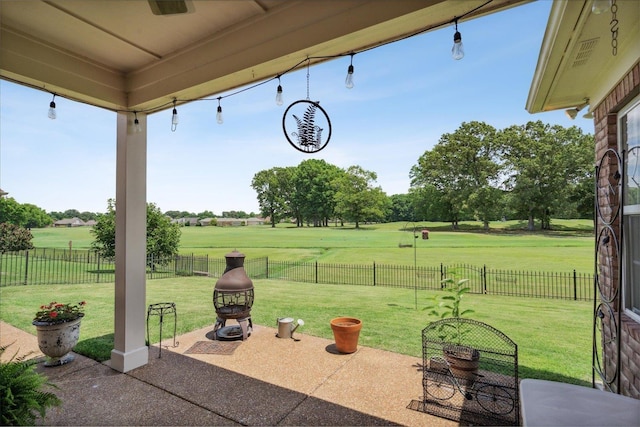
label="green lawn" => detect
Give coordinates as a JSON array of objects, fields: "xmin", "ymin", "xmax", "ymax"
[
  {"xmin": 13, "ymin": 220, "xmax": 594, "ymax": 386},
  {"xmin": 0, "ymin": 277, "xmax": 592, "ymax": 387},
  {"xmin": 31, "ymin": 220, "xmax": 594, "ymax": 272}
]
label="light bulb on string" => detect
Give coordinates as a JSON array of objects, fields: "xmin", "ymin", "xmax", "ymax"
[
  {"xmin": 345, "ymin": 53, "xmax": 355, "ymax": 89},
  {"xmin": 216, "ymin": 98, "xmax": 224, "ymax": 124},
  {"xmin": 451, "ymin": 19, "xmax": 464, "ymax": 60},
  {"xmin": 171, "ymin": 100, "xmax": 178, "ymax": 132},
  {"xmin": 48, "ymin": 94, "xmax": 56, "ymax": 120},
  {"xmin": 133, "ymin": 112, "xmax": 142, "ymax": 133},
  {"xmin": 276, "ymin": 76, "xmax": 284, "ymax": 106}
]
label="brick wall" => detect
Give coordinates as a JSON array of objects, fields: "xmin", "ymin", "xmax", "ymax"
[{"xmin": 594, "ymin": 60, "xmax": 640, "ymax": 399}]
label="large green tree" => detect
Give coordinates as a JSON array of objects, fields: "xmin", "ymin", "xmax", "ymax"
[
  {"xmin": 333, "ymin": 166, "xmax": 389, "ymax": 228},
  {"xmin": 0, "ymin": 197, "xmax": 52, "ymax": 228},
  {"xmin": 499, "ymin": 121, "xmax": 594, "ymax": 230},
  {"xmin": 91, "ymin": 199, "xmax": 181, "ymax": 261},
  {"xmin": 410, "ymin": 121, "xmax": 503, "ymax": 229},
  {"xmin": 293, "ymin": 159, "xmax": 342, "ymax": 227},
  {"xmin": 251, "ymin": 167, "xmax": 294, "ymax": 227},
  {"xmin": 386, "ymin": 194, "xmax": 417, "ymax": 222}
]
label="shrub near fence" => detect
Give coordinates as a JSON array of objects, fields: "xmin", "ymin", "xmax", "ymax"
[{"xmin": 0, "ymin": 250, "xmax": 594, "ymax": 301}]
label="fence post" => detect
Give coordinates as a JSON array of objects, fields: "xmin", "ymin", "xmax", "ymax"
[
  {"xmin": 266, "ymin": 257, "xmax": 269, "ymax": 279},
  {"xmin": 573, "ymin": 270, "xmax": 577, "ymax": 301},
  {"xmin": 23, "ymin": 250, "xmax": 29, "ymax": 285},
  {"xmin": 440, "ymin": 263, "xmax": 444, "ymax": 288},
  {"xmin": 483, "ymin": 265, "xmax": 487, "ymax": 294},
  {"xmin": 373, "ymin": 262, "xmax": 376, "ymax": 286},
  {"xmin": 315, "ymin": 261, "xmax": 318, "ymax": 284},
  {"xmin": 97, "ymin": 254, "xmax": 101, "ymax": 283}
]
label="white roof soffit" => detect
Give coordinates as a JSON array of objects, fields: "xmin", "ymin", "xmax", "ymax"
[
  {"xmin": 526, "ymin": 0, "xmax": 640, "ymax": 114},
  {"xmin": 0, "ymin": 0, "xmax": 529, "ymax": 114}
]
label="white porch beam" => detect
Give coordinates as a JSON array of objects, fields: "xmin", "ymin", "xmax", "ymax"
[{"xmin": 110, "ymin": 112, "xmax": 148, "ymax": 373}]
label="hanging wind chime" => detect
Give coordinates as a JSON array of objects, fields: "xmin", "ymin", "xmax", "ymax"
[{"xmin": 282, "ymin": 60, "xmax": 332, "ymax": 153}]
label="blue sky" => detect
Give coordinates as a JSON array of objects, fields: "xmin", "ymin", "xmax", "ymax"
[{"xmin": 0, "ymin": 1, "xmax": 594, "ymax": 216}]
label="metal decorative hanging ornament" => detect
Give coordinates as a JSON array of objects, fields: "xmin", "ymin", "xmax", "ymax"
[{"xmin": 282, "ymin": 60, "xmax": 332, "ymax": 153}]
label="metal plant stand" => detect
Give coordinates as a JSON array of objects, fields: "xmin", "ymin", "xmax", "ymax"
[
  {"xmin": 146, "ymin": 302, "xmax": 177, "ymax": 358},
  {"xmin": 416, "ymin": 318, "xmax": 519, "ymax": 426}
]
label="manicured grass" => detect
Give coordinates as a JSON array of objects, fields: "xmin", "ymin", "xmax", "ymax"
[
  {"xmin": 30, "ymin": 220, "xmax": 594, "ymax": 272},
  {"xmin": 0, "ymin": 277, "xmax": 592, "ymax": 387}
]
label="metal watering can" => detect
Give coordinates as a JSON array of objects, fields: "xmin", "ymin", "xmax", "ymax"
[{"xmin": 276, "ymin": 317, "xmax": 304, "ymax": 339}]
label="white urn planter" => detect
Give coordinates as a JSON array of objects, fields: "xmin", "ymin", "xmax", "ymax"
[{"xmin": 33, "ymin": 316, "xmax": 83, "ymax": 366}]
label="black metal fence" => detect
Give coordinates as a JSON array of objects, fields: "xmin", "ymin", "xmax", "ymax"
[{"xmin": 0, "ymin": 249, "xmax": 594, "ymax": 301}]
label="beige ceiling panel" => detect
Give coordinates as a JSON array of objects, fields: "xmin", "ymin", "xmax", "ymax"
[{"xmin": 0, "ymin": 28, "xmax": 127, "ymax": 109}]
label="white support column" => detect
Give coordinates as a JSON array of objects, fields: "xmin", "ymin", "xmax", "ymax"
[{"xmin": 110, "ymin": 112, "xmax": 149, "ymax": 372}]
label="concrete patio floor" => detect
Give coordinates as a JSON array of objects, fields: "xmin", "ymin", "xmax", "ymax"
[{"xmin": 1, "ymin": 321, "xmax": 457, "ymax": 426}]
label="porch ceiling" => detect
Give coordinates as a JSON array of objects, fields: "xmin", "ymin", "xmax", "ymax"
[{"xmin": 0, "ymin": 0, "xmax": 528, "ymax": 114}]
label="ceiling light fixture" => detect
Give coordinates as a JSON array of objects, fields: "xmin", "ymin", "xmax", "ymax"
[
  {"xmin": 48, "ymin": 94, "xmax": 56, "ymax": 120},
  {"xmin": 171, "ymin": 99, "xmax": 178, "ymax": 132},
  {"xmin": 565, "ymin": 99, "xmax": 590, "ymax": 120},
  {"xmin": 345, "ymin": 53, "xmax": 355, "ymax": 89},
  {"xmin": 451, "ymin": 19, "xmax": 464, "ymax": 60}
]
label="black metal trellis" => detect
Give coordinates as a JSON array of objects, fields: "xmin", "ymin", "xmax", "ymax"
[
  {"xmin": 593, "ymin": 147, "xmax": 623, "ymax": 393},
  {"xmin": 415, "ymin": 318, "xmax": 519, "ymax": 426}
]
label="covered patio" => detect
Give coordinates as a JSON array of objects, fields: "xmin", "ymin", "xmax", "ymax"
[
  {"xmin": 2, "ymin": 0, "xmax": 640, "ymax": 425},
  {"xmin": 1, "ymin": 320, "xmax": 453, "ymax": 426},
  {"xmin": 0, "ymin": 0, "xmax": 531, "ymax": 374}
]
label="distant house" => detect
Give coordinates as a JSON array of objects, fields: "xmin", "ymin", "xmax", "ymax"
[
  {"xmin": 171, "ymin": 217, "xmax": 199, "ymax": 226},
  {"xmin": 216, "ymin": 217, "xmax": 244, "ymax": 227},
  {"xmin": 53, "ymin": 217, "xmax": 85, "ymax": 227},
  {"xmin": 84, "ymin": 220, "xmax": 97, "ymax": 227},
  {"xmin": 199, "ymin": 218, "xmax": 216, "ymax": 226},
  {"xmin": 246, "ymin": 217, "xmax": 265, "ymax": 226}
]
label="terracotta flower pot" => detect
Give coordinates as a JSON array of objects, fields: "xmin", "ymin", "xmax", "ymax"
[
  {"xmin": 443, "ymin": 344, "xmax": 480, "ymax": 384},
  {"xmin": 330, "ymin": 317, "xmax": 362, "ymax": 354},
  {"xmin": 33, "ymin": 316, "xmax": 82, "ymax": 366}
]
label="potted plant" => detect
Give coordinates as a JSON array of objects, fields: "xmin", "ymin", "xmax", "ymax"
[
  {"xmin": 425, "ymin": 276, "xmax": 479, "ymax": 380},
  {"xmin": 32, "ymin": 301, "xmax": 86, "ymax": 367},
  {"xmin": 330, "ymin": 317, "xmax": 362, "ymax": 354},
  {"xmin": 0, "ymin": 343, "xmax": 61, "ymax": 425}
]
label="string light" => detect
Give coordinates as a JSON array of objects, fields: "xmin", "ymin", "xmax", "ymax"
[
  {"xmin": 133, "ymin": 111, "xmax": 142, "ymax": 133},
  {"xmin": 452, "ymin": 19, "xmax": 464, "ymax": 60},
  {"xmin": 48, "ymin": 94, "xmax": 56, "ymax": 119},
  {"xmin": 276, "ymin": 75, "xmax": 284, "ymax": 106},
  {"xmin": 171, "ymin": 99, "xmax": 178, "ymax": 132},
  {"xmin": 33, "ymin": 2, "xmax": 491, "ymax": 127},
  {"xmin": 216, "ymin": 97, "xmax": 224, "ymax": 124},
  {"xmin": 345, "ymin": 53, "xmax": 355, "ymax": 89}
]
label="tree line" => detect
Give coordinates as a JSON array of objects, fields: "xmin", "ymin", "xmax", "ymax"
[
  {"xmin": 252, "ymin": 161, "xmax": 389, "ymax": 228},
  {"xmin": 252, "ymin": 120, "xmax": 594, "ymax": 230}
]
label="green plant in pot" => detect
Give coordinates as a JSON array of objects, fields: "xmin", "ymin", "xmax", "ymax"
[{"xmin": 425, "ymin": 276, "xmax": 479, "ymax": 381}]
